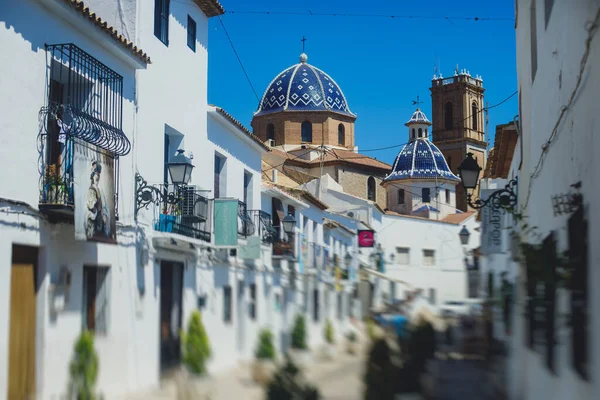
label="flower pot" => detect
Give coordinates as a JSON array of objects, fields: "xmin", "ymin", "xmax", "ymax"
[
  {"xmin": 288, "ymin": 348, "xmax": 311, "ymax": 368},
  {"xmin": 175, "ymin": 368, "xmax": 213, "ymax": 400},
  {"xmin": 157, "ymin": 214, "xmax": 176, "ymax": 233},
  {"xmin": 251, "ymin": 359, "xmax": 276, "ymax": 386},
  {"xmin": 346, "ymin": 340, "xmax": 357, "ymax": 355}
]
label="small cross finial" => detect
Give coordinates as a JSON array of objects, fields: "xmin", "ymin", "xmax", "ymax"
[
  {"xmin": 301, "ymin": 36, "xmax": 307, "ymax": 53},
  {"xmin": 412, "ymin": 96, "xmax": 423, "ymax": 106}
]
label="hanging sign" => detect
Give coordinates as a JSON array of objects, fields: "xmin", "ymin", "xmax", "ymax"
[
  {"xmin": 214, "ymin": 199, "xmax": 239, "ymax": 246},
  {"xmin": 358, "ymin": 230, "xmax": 375, "ymax": 248},
  {"xmin": 480, "ymin": 189, "xmax": 504, "ymax": 254}
]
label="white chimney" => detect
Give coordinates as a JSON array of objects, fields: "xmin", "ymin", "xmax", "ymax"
[
  {"xmin": 272, "ymin": 169, "xmax": 278, "ymax": 183},
  {"xmin": 353, "ymin": 146, "xmax": 359, "ymax": 153}
]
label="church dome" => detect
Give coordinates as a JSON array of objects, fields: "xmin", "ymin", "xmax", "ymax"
[
  {"xmin": 255, "ymin": 53, "xmax": 355, "ymax": 117},
  {"xmin": 384, "ymin": 138, "xmax": 460, "ymax": 182},
  {"xmin": 405, "ymin": 109, "xmax": 432, "ymax": 126}
]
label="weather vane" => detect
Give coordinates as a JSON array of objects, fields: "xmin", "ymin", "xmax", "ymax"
[
  {"xmin": 301, "ymin": 36, "xmax": 307, "ymax": 53},
  {"xmin": 412, "ymin": 96, "xmax": 423, "ymax": 106}
]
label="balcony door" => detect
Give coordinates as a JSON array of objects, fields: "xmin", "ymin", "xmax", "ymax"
[{"xmin": 159, "ymin": 261, "xmax": 183, "ymax": 373}]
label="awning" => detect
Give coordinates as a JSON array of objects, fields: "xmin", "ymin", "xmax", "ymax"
[{"xmin": 41, "ymin": 103, "xmax": 131, "ymax": 156}]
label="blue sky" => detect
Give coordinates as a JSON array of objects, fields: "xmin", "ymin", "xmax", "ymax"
[{"xmin": 207, "ymin": 0, "xmax": 517, "ymax": 164}]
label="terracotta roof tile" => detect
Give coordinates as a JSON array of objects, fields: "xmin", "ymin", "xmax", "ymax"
[
  {"xmin": 62, "ymin": 0, "xmax": 151, "ymax": 64},
  {"xmin": 193, "ymin": 0, "xmax": 225, "ymax": 17},
  {"xmin": 271, "ymin": 146, "xmax": 392, "ymax": 172},
  {"xmin": 440, "ymin": 212, "xmax": 476, "ymax": 224}
]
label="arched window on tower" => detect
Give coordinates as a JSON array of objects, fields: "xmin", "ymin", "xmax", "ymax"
[
  {"xmin": 397, "ymin": 189, "xmax": 405, "ymax": 205},
  {"xmin": 367, "ymin": 177, "xmax": 376, "ymax": 201},
  {"xmin": 338, "ymin": 124, "xmax": 345, "ymax": 146},
  {"xmin": 472, "ymin": 102, "xmax": 478, "ymax": 130},
  {"xmin": 418, "ymin": 128, "xmax": 423, "ymax": 138},
  {"xmin": 444, "ymin": 102, "xmax": 453, "ymax": 130},
  {"xmin": 267, "ymin": 123, "xmax": 275, "ymax": 144},
  {"xmin": 412, "ymin": 128, "xmax": 416, "ymax": 139},
  {"xmin": 301, "ymin": 121, "xmax": 312, "ymax": 142}
]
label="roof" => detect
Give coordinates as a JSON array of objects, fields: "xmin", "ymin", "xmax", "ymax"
[
  {"xmin": 262, "ymin": 161, "xmax": 303, "ymax": 187},
  {"xmin": 285, "ymin": 187, "xmax": 329, "ymax": 210},
  {"xmin": 323, "ymin": 218, "xmax": 356, "ymax": 236},
  {"xmin": 413, "ymin": 204, "xmax": 440, "ymax": 213},
  {"xmin": 405, "ymin": 108, "xmax": 432, "ymax": 126},
  {"xmin": 211, "ymin": 106, "xmax": 270, "ymax": 152},
  {"xmin": 61, "ymin": 0, "xmax": 150, "ymax": 64},
  {"xmin": 193, "ymin": 0, "xmax": 225, "ymax": 17},
  {"xmin": 275, "ymin": 147, "xmax": 392, "ymax": 173},
  {"xmin": 485, "ymin": 122, "xmax": 518, "ymax": 179},
  {"xmin": 384, "ymin": 138, "xmax": 460, "ymax": 183},
  {"xmin": 255, "ymin": 53, "xmax": 355, "ymax": 118},
  {"xmin": 440, "ymin": 211, "xmax": 476, "ymax": 224}
]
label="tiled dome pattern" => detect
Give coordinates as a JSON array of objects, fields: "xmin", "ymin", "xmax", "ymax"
[
  {"xmin": 384, "ymin": 139, "xmax": 460, "ymax": 182},
  {"xmin": 255, "ymin": 56, "xmax": 354, "ymax": 117},
  {"xmin": 405, "ymin": 109, "xmax": 432, "ymax": 125}
]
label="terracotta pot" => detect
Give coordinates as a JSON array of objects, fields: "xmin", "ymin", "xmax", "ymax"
[
  {"xmin": 251, "ymin": 359, "xmax": 276, "ymax": 386},
  {"xmin": 288, "ymin": 348, "xmax": 311, "ymax": 368}
]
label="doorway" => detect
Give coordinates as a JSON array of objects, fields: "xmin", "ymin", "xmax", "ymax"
[
  {"xmin": 237, "ymin": 279, "xmax": 245, "ymax": 353},
  {"xmin": 8, "ymin": 245, "xmax": 39, "ymax": 400},
  {"xmin": 160, "ymin": 261, "xmax": 184, "ymax": 373}
]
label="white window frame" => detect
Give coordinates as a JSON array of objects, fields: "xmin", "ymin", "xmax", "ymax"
[
  {"xmin": 423, "ymin": 249, "xmax": 436, "ymax": 266},
  {"xmin": 396, "ymin": 247, "xmax": 410, "ymax": 265}
]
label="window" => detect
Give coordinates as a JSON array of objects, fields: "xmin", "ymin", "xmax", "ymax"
[
  {"xmin": 187, "ymin": 15, "xmax": 196, "ymax": 51},
  {"xmin": 337, "ymin": 292, "xmax": 343, "ymax": 320},
  {"xmin": 272, "ymin": 197, "xmax": 284, "ymax": 239},
  {"xmin": 249, "ymin": 283, "xmax": 257, "ymax": 320},
  {"xmin": 418, "ymin": 128, "xmax": 423, "ymax": 137},
  {"xmin": 472, "ymin": 102, "xmax": 478, "ymax": 130},
  {"xmin": 82, "ymin": 266, "xmax": 110, "ymax": 334},
  {"xmin": 445, "ymin": 189, "xmax": 450, "ymax": 203},
  {"xmin": 397, "ymin": 189, "xmax": 405, "ymax": 205},
  {"xmin": 267, "ymin": 123, "xmax": 275, "ymax": 142},
  {"xmin": 530, "ymin": 1, "xmax": 538, "ymax": 82},
  {"xmin": 367, "ymin": 177, "xmax": 376, "ymax": 201},
  {"xmin": 423, "ymin": 250, "xmax": 435, "ymax": 266},
  {"xmin": 301, "ymin": 121, "xmax": 312, "ymax": 142},
  {"xmin": 214, "ymin": 154, "xmax": 225, "ymax": 198},
  {"xmin": 338, "ymin": 124, "xmax": 345, "ymax": 145},
  {"xmin": 223, "ymin": 285, "xmax": 232, "ymax": 322},
  {"xmin": 544, "ymin": 0, "xmax": 554, "ymax": 29},
  {"xmin": 444, "ymin": 102, "xmax": 453, "ymax": 130},
  {"xmin": 164, "ymin": 134, "xmax": 171, "ymax": 184},
  {"xmin": 313, "ymin": 289, "xmax": 320, "ymax": 322},
  {"xmin": 288, "ymin": 205, "xmax": 295, "ymax": 218},
  {"xmin": 422, "ymin": 188, "xmax": 431, "ymax": 203},
  {"xmin": 275, "ymin": 293, "xmax": 281, "ymax": 312},
  {"xmin": 243, "ymin": 171, "xmax": 252, "ymax": 208},
  {"xmin": 396, "ymin": 247, "xmax": 410, "ymax": 264},
  {"xmin": 412, "ymin": 128, "xmax": 416, "ymax": 139},
  {"xmin": 154, "ymin": 0, "xmax": 170, "ymax": 45}
]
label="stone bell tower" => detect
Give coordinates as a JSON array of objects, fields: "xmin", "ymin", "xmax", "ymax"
[{"xmin": 430, "ymin": 68, "xmax": 487, "ymax": 211}]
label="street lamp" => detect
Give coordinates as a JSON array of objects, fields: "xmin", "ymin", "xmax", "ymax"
[
  {"xmin": 344, "ymin": 252, "xmax": 352, "ymax": 268},
  {"xmin": 459, "ymin": 225, "xmax": 471, "ymax": 245},
  {"xmin": 457, "ymin": 152, "xmax": 518, "ymax": 211},
  {"xmin": 282, "ymin": 212, "xmax": 296, "ymax": 240},
  {"xmin": 167, "ymin": 149, "xmax": 195, "ymax": 185}
]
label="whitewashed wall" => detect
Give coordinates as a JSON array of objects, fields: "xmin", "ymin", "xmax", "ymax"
[{"xmin": 512, "ymin": 1, "xmax": 600, "ymax": 399}]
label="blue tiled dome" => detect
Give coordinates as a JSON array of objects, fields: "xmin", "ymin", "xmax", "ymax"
[
  {"xmin": 384, "ymin": 138, "xmax": 460, "ymax": 182},
  {"xmin": 255, "ymin": 54, "xmax": 354, "ymax": 117},
  {"xmin": 405, "ymin": 109, "xmax": 432, "ymax": 126}
]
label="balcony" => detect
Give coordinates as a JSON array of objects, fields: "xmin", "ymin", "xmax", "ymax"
[
  {"xmin": 248, "ymin": 210, "xmax": 277, "ymax": 243},
  {"xmin": 237, "ymin": 201, "xmax": 255, "ymax": 238},
  {"xmin": 152, "ymin": 184, "xmax": 211, "ymax": 242},
  {"xmin": 38, "ymin": 44, "xmax": 129, "ymax": 220}
]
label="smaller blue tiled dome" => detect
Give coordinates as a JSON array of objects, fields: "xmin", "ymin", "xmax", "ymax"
[
  {"xmin": 255, "ymin": 53, "xmax": 355, "ymax": 117},
  {"xmin": 384, "ymin": 138, "xmax": 460, "ymax": 182},
  {"xmin": 405, "ymin": 109, "xmax": 432, "ymax": 126}
]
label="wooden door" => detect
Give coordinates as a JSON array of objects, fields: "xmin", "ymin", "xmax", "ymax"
[{"xmin": 8, "ymin": 263, "xmax": 37, "ymax": 400}]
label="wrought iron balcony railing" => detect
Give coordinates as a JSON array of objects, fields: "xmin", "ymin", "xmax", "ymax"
[
  {"xmin": 237, "ymin": 201, "xmax": 255, "ymax": 238},
  {"xmin": 144, "ymin": 182, "xmax": 211, "ymax": 242},
  {"xmin": 248, "ymin": 210, "xmax": 277, "ymax": 243}
]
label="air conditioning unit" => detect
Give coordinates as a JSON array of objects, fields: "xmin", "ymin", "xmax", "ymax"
[
  {"xmin": 266, "ymin": 139, "xmax": 275, "ymax": 147},
  {"xmin": 181, "ymin": 185, "xmax": 208, "ymax": 222}
]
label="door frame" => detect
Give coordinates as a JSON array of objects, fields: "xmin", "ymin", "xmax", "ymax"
[{"xmin": 158, "ymin": 259, "xmax": 184, "ymax": 375}]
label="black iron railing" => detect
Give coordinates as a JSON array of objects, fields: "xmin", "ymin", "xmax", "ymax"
[
  {"xmin": 153, "ymin": 183, "xmax": 211, "ymax": 242},
  {"xmin": 249, "ymin": 210, "xmax": 277, "ymax": 243},
  {"xmin": 237, "ymin": 201, "xmax": 255, "ymax": 237}
]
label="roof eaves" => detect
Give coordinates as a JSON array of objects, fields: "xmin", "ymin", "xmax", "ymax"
[
  {"xmin": 61, "ymin": 0, "xmax": 151, "ymax": 64},
  {"xmin": 211, "ymin": 106, "xmax": 270, "ymax": 152},
  {"xmin": 193, "ymin": 0, "xmax": 225, "ymax": 17}
]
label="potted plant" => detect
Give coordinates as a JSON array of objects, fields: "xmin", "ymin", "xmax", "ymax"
[
  {"xmin": 346, "ymin": 331, "xmax": 358, "ymax": 355},
  {"xmin": 321, "ymin": 319, "xmax": 336, "ymax": 361},
  {"xmin": 67, "ymin": 331, "xmax": 100, "ymax": 400},
  {"xmin": 266, "ymin": 354, "xmax": 321, "ymax": 400},
  {"xmin": 288, "ymin": 314, "xmax": 310, "ymax": 367},
  {"xmin": 178, "ymin": 311, "xmax": 213, "ymax": 398},
  {"xmin": 252, "ymin": 328, "xmax": 277, "ymax": 386}
]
